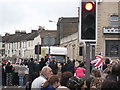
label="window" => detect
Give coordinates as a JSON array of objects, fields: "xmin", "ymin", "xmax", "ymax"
[
  {"xmin": 110, "ymin": 15, "xmax": 119, "ymax": 21},
  {"xmin": 106, "ymin": 40, "xmax": 120, "ymax": 57},
  {"xmin": 79, "ymin": 46, "xmax": 83, "ymax": 56},
  {"xmin": 31, "ymin": 41, "xmax": 33, "ymax": 46},
  {"xmin": 2, "ymin": 44, "xmax": 5, "ymax": 47},
  {"xmin": 110, "ymin": 15, "xmax": 119, "ymax": 27},
  {"xmin": 28, "ymin": 41, "xmax": 30, "ymax": 47}
]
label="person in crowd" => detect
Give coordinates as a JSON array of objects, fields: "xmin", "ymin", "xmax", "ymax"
[
  {"xmin": 61, "ymin": 62, "xmax": 67, "ymax": 73},
  {"xmin": 90, "ymin": 68, "xmax": 98, "ymax": 78},
  {"xmin": 86, "ymin": 68, "xmax": 101, "ymax": 89},
  {"xmin": 12, "ymin": 63, "xmax": 19, "ymax": 86},
  {"xmin": 65, "ymin": 60, "xmax": 74, "ymax": 75},
  {"xmin": 40, "ymin": 75, "xmax": 60, "ymax": 90},
  {"xmin": 44, "ymin": 56, "xmax": 48, "ymax": 63},
  {"xmin": 57, "ymin": 71, "xmax": 73, "ymax": 90},
  {"xmin": 49, "ymin": 56, "xmax": 58, "ymax": 75},
  {"xmin": 105, "ymin": 62, "xmax": 120, "ymax": 88},
  {"xmin": 39, "ymin": 58, "xmax": 46, "ymax": 71},
  {"xmin": 2, "ymin": 63, "xmax": 6, "ymax": 86},
  {"xmin": 5, "ymin": 61, "xmax": 13, "ymax": 86},
  {"xmin": 67, "ymin": 76, "xmax": 86, "ymax": 90},
  {"xmin": 81, "ymin": 60, "xmax": 86, "ymax": 68},
  {"xmin": 101, "ymin": 80, "xmax": 119, "ymax": 90},
  {"xmin": 74, "ymin": 60, "xmax": 81, "ymax": 73},
  {"xmin": 28, "ymin": 58, "xmax": 37, "ymax": 81},
  {"xmin": 25, "ymin": 72, "xmax": 38, "ymax": 90},
  {"xmin": 106, "ymin": 62, "xmax": 119, "ymax": 81},
  {"xmin": 89, "ymin": 69, "xmax": 104, "ymax": 89},
  {"xmin": 15, "ymin": 58, "xmax": 22, "ymax": 65},
  {"xmin": 18, "ymin": 62, "xmax": 26, "ymax": 86},
  {"xmin": 75, "ymin": 62, "xmax": 86, "ymax": 78},
  {"xmin": 34, "ymin": 60, "xmax": 40, "ymax": 75},
  {"xmin": 31, "ymin": 66, "xmax": 53, "ymax": 90},
  {"xmin": 103, "ymin": 58, "xmax": 110, "ymax": 70},
  {"xmin": 103, "ymin": 64, "xmax": 112, "ymax": 78},
  {"xmin": 24, "ymin": 64, "xmax": 29, "ymax": 85}
]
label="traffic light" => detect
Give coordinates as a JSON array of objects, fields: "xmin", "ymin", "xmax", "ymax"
[
  {"xmin": 35, "ymin": 45, "xmax": 41, "ymax": 54},
  {"xmin": 80, "ymin": 0, "xmax": 96, "ymax": 41}
]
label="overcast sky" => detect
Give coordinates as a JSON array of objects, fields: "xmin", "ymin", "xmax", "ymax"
[
  {"xmin": 0, "ymin": 0, "xmax": 118, "ymax": 36},
  {"xmin": 0, "ymin": 0, "xmax": 80, "ymax": 35}
]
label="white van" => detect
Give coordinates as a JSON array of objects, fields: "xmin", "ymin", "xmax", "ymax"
[{"xmin": 41, "ymin": 46, "xmax": 67, "ymax": 63}]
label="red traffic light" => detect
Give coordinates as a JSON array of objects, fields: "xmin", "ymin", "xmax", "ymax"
[{"xmin": 85, "ymin": 1, "xmax": 95, "ymax": 11}]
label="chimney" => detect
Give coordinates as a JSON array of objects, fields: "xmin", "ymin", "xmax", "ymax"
[
  {"xmin": 21, "ymin": 30, "xmax": 26, "ymax": 34},
  {"xmin": 31, "ymin": 30, "xmax": 37, "ymax": 33},
  {"xmin": 15, "ymin": 30, "xmax": 20, "ymax": 34},
  {"xmin": 38, "ymin": 26, "xmax": 45, "ymax": 30},
  {"xmin": 5, "ymin": 33, "xmax": 10, "ymax": 36}
]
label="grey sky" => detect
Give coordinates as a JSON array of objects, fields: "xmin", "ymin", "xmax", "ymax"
[
  {"xmin": 0, "ymin": 0, "xmax": 79, "ymax": 35},
  {"xmin": 0, "ymin": 0, "xmax": 118, "ymax": 36}
]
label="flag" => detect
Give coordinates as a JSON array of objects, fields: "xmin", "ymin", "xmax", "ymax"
[
  {"xmin": 109, "ymin": 58, "xmax": 113, "ymax": 64},
  {"xmin": 91, "ymin": 52, "xmax": 103, "ymax": 70}
]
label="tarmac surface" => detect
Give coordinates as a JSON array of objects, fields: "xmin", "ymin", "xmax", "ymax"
[{"xmin": 1, "ymin": 86, "xmax": 25, "ymax": 90}]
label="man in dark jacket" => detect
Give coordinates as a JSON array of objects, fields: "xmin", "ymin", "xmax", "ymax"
[
  {"xmin": 49, "ymin": 56, "xmax": 58, "ymax": 75},
  {"xmin": 66, "ymin": 60, "xmax": 74, "ymax": 75}
]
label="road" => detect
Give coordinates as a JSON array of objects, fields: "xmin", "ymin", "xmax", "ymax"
[{"xmin": 1, "ymin": 86, "xmax": 25, "ymax": 90}]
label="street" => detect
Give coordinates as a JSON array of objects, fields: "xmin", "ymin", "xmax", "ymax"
[{"xmin": 2, "ymin": 86, "xmax": 25, "ymax": 90}]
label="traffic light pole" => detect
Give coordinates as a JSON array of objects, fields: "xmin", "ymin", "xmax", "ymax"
[
  {"xmin": 85, "ymin": 42, "xmax": 90, "ymax": 79},
  {"xmin": 92, "ymin": 45, "xmax": 95, "ymax": 60}
]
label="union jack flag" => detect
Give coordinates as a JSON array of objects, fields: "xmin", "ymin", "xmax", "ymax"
[
  {"xmin": 109, "ymin": 58, "xmax": 113, "ymax": 64},
  {"xmin": 91, "ymin": 52, "xmax": 103, "ymax": 70}
]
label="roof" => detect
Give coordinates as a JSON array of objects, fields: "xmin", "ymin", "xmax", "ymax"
[
  {"xmin": 2, "ymin": 34, "xmax": 14, "ymax": 43},
  {"xmin": 57, "ymin": 17, "xmax": 79, "ymax": 24},
  {"xmin": 25, "ymin": 31, "xmax": 40, "ymax": 41},
  {"xmin": 2, "ymin": 31, "xmax": 40, "ymax": 43}
]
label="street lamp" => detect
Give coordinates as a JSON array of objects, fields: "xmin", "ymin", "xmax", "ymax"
[{"xmin": 49, "ymin": 20, "xmax": 56, "ymax": 23}]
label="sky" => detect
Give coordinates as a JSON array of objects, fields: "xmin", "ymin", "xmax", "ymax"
[
  {"xmin": 0, "ymin": 0, "xmax": 80, "ymax": 36},
  {"xmin": 0, "ymin": 0, "xmax": 118, "ymax": 36}
]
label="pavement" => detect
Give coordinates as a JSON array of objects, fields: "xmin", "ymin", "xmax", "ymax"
[{"xmin": 1, "ymin": 86, "xmax": 25, "ymax": 90}]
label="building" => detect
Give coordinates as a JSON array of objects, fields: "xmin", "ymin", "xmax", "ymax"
[
  {"xmin": 2, "ymin": 30, "xmax": 41, "ymax": 59},
  {"xmin": 1, "ymin": 29, "xmax": 58, "ymax": 59},
  {"xmin": 39, "ymin": 30, "xmax": 58, "ymax": 46},
  {"xmin": 97, "ymin": 1, "xmax": 120, "ymax": 60},
  {"xmin": 57, "ymin": 1, "xmax": 120, "ymax": 60},
  {"xmin": 57, "ymin": 17, "xmax": 83, "ymax": 60}
]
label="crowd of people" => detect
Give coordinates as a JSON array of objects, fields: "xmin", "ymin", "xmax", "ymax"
[{"xmin": 1, "ymin": 56, "xmax": 120, "ymax": 90}]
